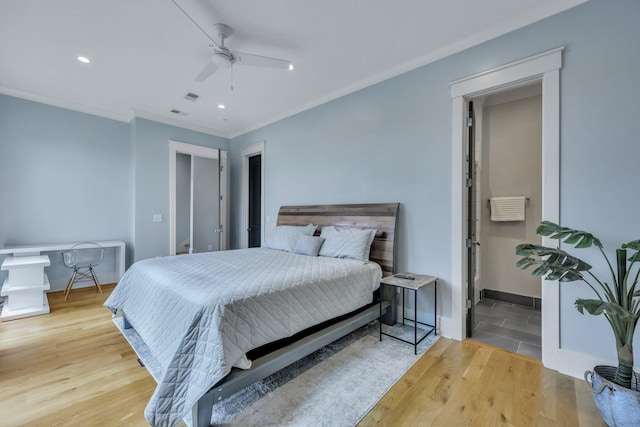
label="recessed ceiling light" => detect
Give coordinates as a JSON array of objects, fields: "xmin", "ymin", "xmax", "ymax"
[
  {"xmin": 288, "ymin": 63, "xmax": 294, "ymax": 71},
  {"xmin": 77, "ymin": 56, "xmax": 90, "ymax": 63},
  {"xmin": 218, "ymin": 104, "xmax": 226, "ymax": 109}
]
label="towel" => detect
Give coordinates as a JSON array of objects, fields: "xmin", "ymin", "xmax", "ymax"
[{"xmin": 490, "ymin": 196, "xmax": 526, "ymax": 222}]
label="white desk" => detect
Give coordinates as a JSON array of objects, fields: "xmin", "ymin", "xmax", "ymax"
[
  {"xmin": 0, "ymin": 241, "xmax": 126, "ymax": 321},
  {"xmin": 0, "ymin": 240, "xmax": 126, "ymax": 280}
]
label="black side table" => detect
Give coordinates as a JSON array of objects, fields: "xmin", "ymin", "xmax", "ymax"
[{"xmin": 379, "ymin": 273, "xmax": 438, "ymax": 354}]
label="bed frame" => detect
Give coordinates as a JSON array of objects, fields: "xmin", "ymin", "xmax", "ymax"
[{"xmin": 154, "ymin": 203, "xmax": 399, "ymax": 427}]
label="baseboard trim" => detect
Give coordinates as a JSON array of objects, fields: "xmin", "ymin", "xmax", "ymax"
[
  {"xmin": 481, "ymin": 288, "xmax": 541, "ymax": 309},
  {"xmin": 545, "ymin": 346, "xmax": 615, "ymax": 380}
]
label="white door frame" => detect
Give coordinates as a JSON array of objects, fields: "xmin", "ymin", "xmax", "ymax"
[
  {"xmin": 449, "ymin": 47, "xmax": 572, "ymax": 373},
  {"xmin": 169, "ymin": 140, "xmax": 228, "ymax": 255},
  {"xmin": 240, "ymin": 141, "xmax": 265, "ymax": 249}
]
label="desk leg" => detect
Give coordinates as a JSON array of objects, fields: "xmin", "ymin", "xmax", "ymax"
[
  {"xmin": 414, "ymin": 288, "xmax": 418, "ymax": 355},
  {"xmin": 402, "ymin": 289, "xmax": 405, "ymax": 325},
  {"xmin": 435, "ymin": 280, "xmax": 438, "ymax": 336},
  {"xmin": 115, "ymin": 244, "xmax": 125, "ymax": 282}
]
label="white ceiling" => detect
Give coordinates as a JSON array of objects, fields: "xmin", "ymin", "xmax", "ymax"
[{"xmin": 0, "ymin": 0, "xmax": 586, "ymax": 139}]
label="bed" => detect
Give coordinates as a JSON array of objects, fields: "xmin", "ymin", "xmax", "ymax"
[{"xmin": 105, "ymin": 203, "xmax": 399, "ymax": 427}]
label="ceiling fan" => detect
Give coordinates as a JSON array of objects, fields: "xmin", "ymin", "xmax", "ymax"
[{"xmin": 171, "ymin": 1, "xmax": 293, "ymax": 83}]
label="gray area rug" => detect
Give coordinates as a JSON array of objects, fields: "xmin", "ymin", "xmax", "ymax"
[{"xmin": 114, "ymin": 317, "xmax": 438, "ymax": 426}]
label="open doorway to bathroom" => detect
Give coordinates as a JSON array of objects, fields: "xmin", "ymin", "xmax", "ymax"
[{"xmin": 467, "ymin": 83, "xmax": 543, "ymax": 359}]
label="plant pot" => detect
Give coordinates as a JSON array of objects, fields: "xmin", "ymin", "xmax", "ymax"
[{"xmin": 585, "ymin": 365, "xmax": 640, "ymax": 426}]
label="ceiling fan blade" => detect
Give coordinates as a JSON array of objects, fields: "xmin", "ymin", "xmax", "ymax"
[
  {"xmin": 170, "ymin": 0, "xmax": 223, "ymax": 51},
  {"xmin": 194, "ymin": 61, "xmax": 219, "ymax": 82},
  {"xmin": 233, "ymin": 51, "xmax": 292, "ymax": 70}
]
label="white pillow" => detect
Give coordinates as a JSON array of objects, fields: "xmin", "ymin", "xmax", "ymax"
[
  {"xmin": 318, "ymin": 226, "xmax": 377, "ymax": 261},
  {"xmin": 293, "ymin": 235, "xmax": 325, "ymax": 256},
  {"xmin": 265, "ymin": 224, "xmax": 317, "ymax": 252}
]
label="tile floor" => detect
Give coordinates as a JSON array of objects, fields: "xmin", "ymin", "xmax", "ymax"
[{"xmin": 472, "ymin": 298, "xmax": 542, "ymax": 359}]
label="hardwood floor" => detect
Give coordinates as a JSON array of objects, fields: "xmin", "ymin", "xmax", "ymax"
[
  {"xmin": 0, "ymin": 284, "xmax": 155, "ymax": 427},
  {"xmin": 1, "ymin": 286, "xmax": 604, "ymax": 426},
  {"xmin": 359, "ymin": 338, "xmax": 605, "ymax": 426}
]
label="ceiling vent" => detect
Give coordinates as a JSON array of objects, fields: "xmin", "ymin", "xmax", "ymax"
[
  {"xmin": 185, "ymin": 92, "xmax": 200, "ymax": 101},
  {"xmin": 170, "ymin": 109, "xmax": 189, "ymax": 116}
]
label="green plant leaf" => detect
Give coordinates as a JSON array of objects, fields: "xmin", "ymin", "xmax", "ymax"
[
  {"xmin": 531, "ymin": 266, "xmax": 549, "ymax": 276},
  {"xmin": 546, "ymin": 252, "xmax": 562, "ymax": 265},
  {"xmin": 576, "ymin": 235, "xmax": 594, "ymax": 248},
  {"xmin": 622, "ymin": 240, "xmax": 640, "ymax": 251},
  {"xmin": 622, "ymin": 241, "xmax": 640, "ymax": 264},
  {"xmin": 535, "ymin": 222, "xmax": 603, "ymax": 249},
  {"xmin": 551, "ymin": 230, "xmax": 573, "ymax": 240},
  {"xmin": 536, "ymin": 221, "xmax": 561, "ymax": 236},
  {"xmin": 515, "ymin": 257, "xmax": 536, "ymax": 269},
  {"xmin": 558, "ymin": 270, "xmax": 584, "ymax": 281},
  {"xmin": 629, "ymin": 251, "xmax": 640, "ymax": 263},
  {"xmin": 576, "ymin": 299, "xmax": 634, "ymax": 319},
  {"xmin": 564, "ymin": 233, "xmax": 583, "ymax": 244},
  {"xmin": 515, "ymin": 244, "xmax": 591, "ymax": 270}
]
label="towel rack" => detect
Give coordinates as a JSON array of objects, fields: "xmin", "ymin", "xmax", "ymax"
[{"xmin": 486, "ymin": 197, "xmax": 530, "ymax": 208}]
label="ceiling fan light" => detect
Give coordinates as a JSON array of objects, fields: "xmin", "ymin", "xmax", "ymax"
[{"xmin": 213, "ymin": 52, "xmax": 231, "ymax": 69}]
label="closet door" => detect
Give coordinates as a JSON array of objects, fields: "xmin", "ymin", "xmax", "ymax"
[
  {"xmin": 191, "ymin": 156, "xmax": 220, "ymax": 253},
  {"xmin": 170, "ymin": 141, "xmax": 227, "ymax": 256},
  {"xmin": 175, "ymin": 153, "xmax": 192, "ymax": 254}
]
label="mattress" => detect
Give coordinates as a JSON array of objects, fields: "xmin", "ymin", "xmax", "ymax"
[{"xmin": 104, "ymin": 247, "xmax": 381, "ymax": 426}]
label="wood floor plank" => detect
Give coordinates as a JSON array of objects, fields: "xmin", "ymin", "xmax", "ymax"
[
  {"xmin": 575, "ymin": 378, "xmax": 606, "ymax": 427},
  {"xmin": 555, "ymin": 374, "xmax": 580, "ymax": 426},
  {"xmin": 359, "ymin": 338, "xmax": 606, "ymax": 427},
  {"xmin": 1, "ymin": 286, "xmax": 607, "ymax": 426},
  {"xmin": 461, "ymin": 342, "xmax": 492, "ymax": 382}
]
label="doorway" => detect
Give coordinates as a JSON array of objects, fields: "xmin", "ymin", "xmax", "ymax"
[
  {"xmin": 467, "ymin": 84, "xmax": 543, "ymax": 358},
  {"xmin": 169, "ymin": 140, "xmax": 228, "ymax": 256},
  {"xmin": 450, "ymin": 48, "xmax": 562, "ymax": 369},
  {"xmin": 241, "ymin": 141, "xmax": 265, "ymax": 249},
  {"xmin": 248, "ymin": 154, "xmax": 262, "ymax": 248}
]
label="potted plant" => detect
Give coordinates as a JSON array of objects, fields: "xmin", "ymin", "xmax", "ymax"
[{"xmin": 515, "ymin": 221, "xmax": 640, "ymax": 426}]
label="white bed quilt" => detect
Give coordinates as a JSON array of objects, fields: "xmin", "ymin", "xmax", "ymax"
[{"xmin": 104, "ymin": 248, "xmax": 381, "ymax": 427}]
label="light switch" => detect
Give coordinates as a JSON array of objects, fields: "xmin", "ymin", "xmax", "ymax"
[{"xmin": 153, "ymin": 214, "xmax": 162, "ymax": 222}]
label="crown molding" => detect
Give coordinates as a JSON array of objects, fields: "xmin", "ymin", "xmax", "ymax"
[
  {"xmin": 131, "ymin": 109, "xmax": 229, "ymax": 139},
  {"xmin": 0, "ymin": 86, "xmax": 134, "ymax": 123},
  {"xmin": 0, "ymin": 86, "xmax": 230, "ymax": 139},
  {"xmin": 228, "ymin": 0, "xmax": 586, "ymax": 139}
]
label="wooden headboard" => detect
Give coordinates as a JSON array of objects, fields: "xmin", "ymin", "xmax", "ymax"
[{"xmin": 277, "ymin": 203, "xmax": 400, "ymax": 276}]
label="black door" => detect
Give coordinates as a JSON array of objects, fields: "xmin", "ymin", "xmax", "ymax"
[
  {"xmin": 466, "ymin": 101, "xmax": 478, "ymax": 337},
  {"xmin": 248, "ymin": 154, "xmax": 262, "ymax": 248}
]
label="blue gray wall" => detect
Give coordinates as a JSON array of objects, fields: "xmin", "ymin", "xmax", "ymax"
[
  {"xmin": 230, "ymin": 0, "xmax": 640, "ymax": 364},
  {"xmin": 131, "ymin": 118, "xmax": 228, "ymax": 261},
  {"xmin": 0, "ymin": 95, "xmax": 228, "ymax": 288},
  {"xmin": 0, "ymin": 95, "xmax": 132, "ymax": 246}
]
